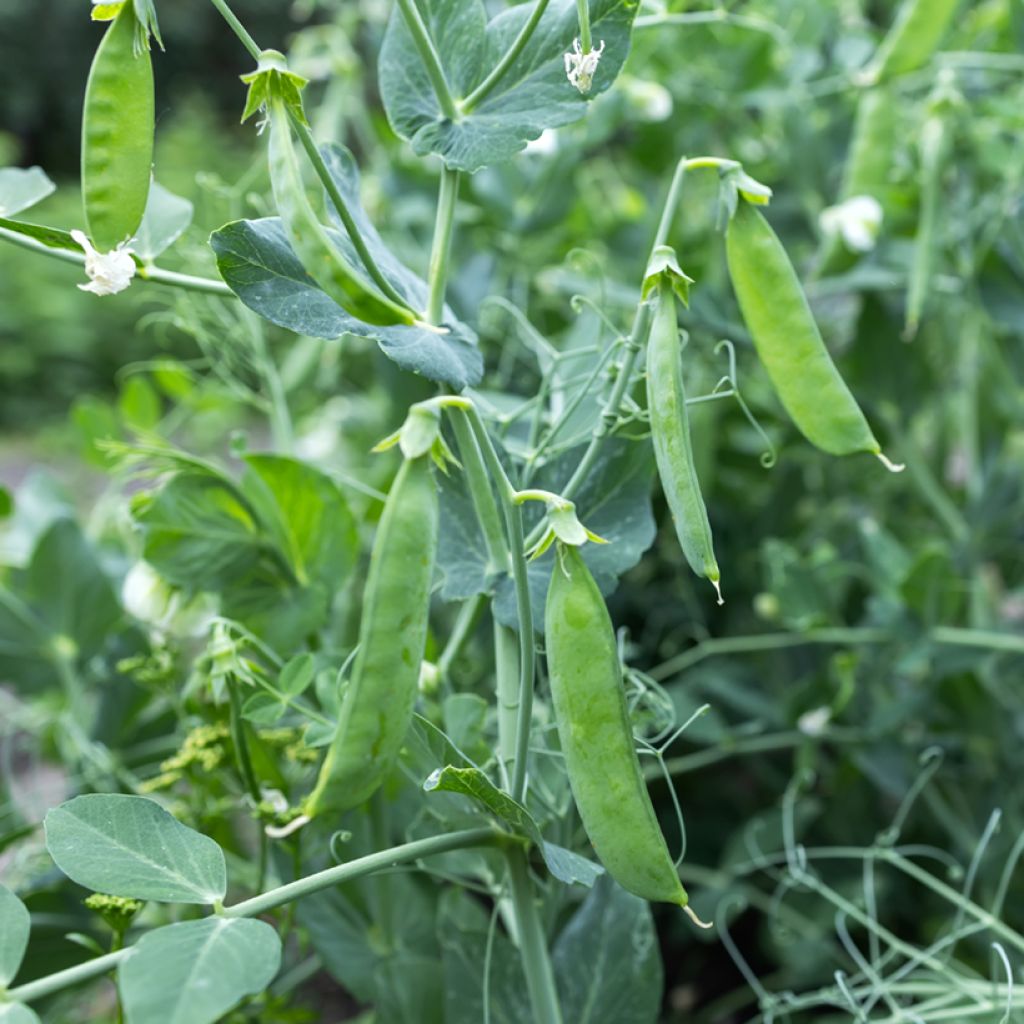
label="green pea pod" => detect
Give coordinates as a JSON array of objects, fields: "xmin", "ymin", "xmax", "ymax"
[
  {"xmin": 726, "ymin": 200, "xmax": 900, "ymax": 470},
  {"xmin": 545, "ymin": 544, "xmax": 688, "ymax": 907},
  {"xmin": 646, "ymin": 280, "xmax": 722, "ymax": 603},
  {"xmin": 865, "ymin": 0, "xmax": 960, "ymax": 84},
  {"xmin": 305, "ymin": 455, "xmax": 438, "ymax": 815},
  {"xmin": 817, "ymin": 87, "xmax": 897, "ymax": 276},
  {"xmin": 81, "ymin": 2, "xmax": 154, "ymax": 251},
  {"xmin": 267, "ymin": 95, "xmax": 415, "ymax": 328},
  {"xmin": 905, "ymin": 106, "xmax": 950, "ymax": 339}
]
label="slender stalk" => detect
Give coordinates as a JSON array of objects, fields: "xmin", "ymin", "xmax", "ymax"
[
  {"xmin": 450, "ymin": 409, "xmax": 508, "ymax": 572},
  {"xmin": 494, "ymin": 621, "xmax": 521, "ymax": 789},
  {"xmin": 437, "ymin": 593, "xmax": 485, "ymax": 683},
  {"xmin": 8, "ymin": 828, "xmax": 499, "ymax": 1004},
  {"xmin": 224, "ymin": 826, "xmax": 499, "ymax": 918},
  {"xmin": 288, "ymin": 111, "xmax": 413, "ymax": 313},
  {"xmin": 226, "ymin": 675, "xmax": 260, "ymax": 804},
  {"xmin": 393, "ymin": 0, "xmax": 459, "ymax": 120},
  {"xmin": 461, "ymin": 0, "xmax": 555, "ymax": 112},
  {"xmin": 426, "ymin": 167, "xmax": 461, "ymax": 325},
  {"xmin": 0, "ymin": 227, "xmax": 234, "ymax": 295},
  {"xmin": 208, "ymin": 0, "xmax": 261, "ymax": 60},
  {"xmin": 574, "ymin": 0, "xmax": 593, "ymax": 52},
  {"xmin": 506, "ymin": 848, "xmax": 564, "ymax": 1024}
]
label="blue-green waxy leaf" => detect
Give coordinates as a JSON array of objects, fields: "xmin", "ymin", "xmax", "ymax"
[
  {"xmin": 0, "ymin": 1004, "xmax": 42, "ymax": 1024},
  {"xmin": 0, "ymin": 167, "xmax": 55, "ymax": 217},
  {"xmin": 553, "ymin": 875, "xmax": 662, "ymax": 1023},
  {"xmin": 0, "ymin": 883, "xmax": 31, "ymax": 986},
  {"xmin": 379, "ymin": 0, "xmax": 639, "ymax": 171},
  {"xmin": 118, "ymin": 917, "xmax": 281, "ymax": 1024},
  {"xmin": 210, "ymin": 142, "xmax": 482, "ymax": 390},
  {"xmin": 133, "ymin": 182, "xmax": 194, "ymax": 262},
  {"xmin": 44, "ymin": 795, "xmax": 226, "ymax": 904}
]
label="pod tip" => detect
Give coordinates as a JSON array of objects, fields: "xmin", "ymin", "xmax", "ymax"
[
  {"xmin": 265, "ymin": 813, "xmax": 310, "ymax": 839},
  {"xmin": 710, "ymin": 578, "xmax": 724, "ymax": 606},
  {"xmin": 876, "ymin": 452, "xmax": 905, "ymax": 474},
  {"xmin": 683, "ymin": 905, "xmax": 714, "ymax": 930}
]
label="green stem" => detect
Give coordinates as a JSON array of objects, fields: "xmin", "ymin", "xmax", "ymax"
[
  {"xmin": 461, "ymin": 0, "xmax": 555, "ymax": 112},
  {"xmin": 288, "ymin": 110, "xmax": 413, "ymax": 314},
  {"xmin": 393, "ymin": 0, "xmax": 459, "ymax": 120},
  {"xmin": 8, "ymin": 828, "xmax": 498, "ymax": 1005},
  {"xmin": 208, "ymin": 0, "xmax": 261, "ymax": 60},
  {"xmin": 574, "ymin": 0, "xmax": 593, "ymax": 52},
  {"xmin": 506, "ymin": 848, "xmax": 564, "ymax": 1024},
  {"xmin": 450, "ymin": 409, "xmax": 508, "ymax": 572},
  {"xmin": 437, "ymin": 593, "xmax": 485, "ymax": 683},
  {"xmin": 226, "ymin": 675, "xmax": 261, "ymax": 804},
  {"xmin": 494, "ymin": 621, "xmax": 521, "ymax": 789},
  {"xmin": 426, "ymin": 167, "xmax": 461, "ymax": 325},
  {"xmin": 0, "ymin": 227, "xmax": 234, "ymax": 295},
  {"xmin": 224, "ymin": 826, "xmax": 498, "ymax": 918}
]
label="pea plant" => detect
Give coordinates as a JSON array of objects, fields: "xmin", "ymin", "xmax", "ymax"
[{"xmin": 2, "ymin": 0, "xmax": 1015, "ymax": 1021}]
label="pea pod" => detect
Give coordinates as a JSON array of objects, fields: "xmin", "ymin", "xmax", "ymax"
[
  {"xmin": 81, "ymin": 2, "xmax": 154, "ymax": 251},
  {"xmin": 865, "ymin": 0, "xmax": 960, "ymax": 84},
  {"xmin": 646, "ymin": 280, "xmax": 722, "ymax": 602},
  {"xmin": 545, "ymin": 544, "xmax": 688, "ymax": 906},
  {"xmin": 305, "ymin": 455, "xmax": 438, "ymax": 815},
  {"xmin": 726, "ymin": 199, "xmax": 900, "ymax": 469},
  {"xmin": 267, "ymin": 95, "xmax": 415, "ymax": 328}
]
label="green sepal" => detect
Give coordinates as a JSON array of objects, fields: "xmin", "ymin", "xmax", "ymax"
[
  {"xmin": 717, "ymin": 165, "xmax": 773, "ymax": 230},
  {"xmin": 373, "ymin": 402, "xmax": 460, "ymax": 473},
  {"xmin": 91, "ymin": 3, "xmax": 125, "ymax": 22},
  {"xmin": 641, "ymin": 244, "xmax": 694, "ymax": 306},
  {"xmin": 131, "ymin": 0, "xmax": 162, "ymax": 50},
  {"xmin": 526, "ymin": 497, "xmax": 607, "ymax": 559},
  {"xmin": 241, "ymin": 50, "xmax": 309, "ymax": 125}
]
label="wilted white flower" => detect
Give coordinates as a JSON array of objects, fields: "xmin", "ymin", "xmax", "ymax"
[
  {"xmin": 797, "ymin": 706, "xmax": 832, "ymax": 737},
  {"xmin": 564, "ymin": 38, "xmax": 605, "ymax": 95},
  {"xmin": 70, "ymin": 229, "xmax": 136, "ymax": 296},
  {"xmin": 819, "ymin": 195, "xmax": 883, "ymax": 253}
]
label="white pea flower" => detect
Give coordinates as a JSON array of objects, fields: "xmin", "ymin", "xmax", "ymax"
[
  {"xmin": 70, "ymin": 229, "xmax": 137, "ymax": 296},
  {"xmin": 564, "ymin": 38, "xmax": 605, "ymax": 95},
  {"xmin": 122, "ymin": 561, "xmax": 218, "ymax": 638},
  {"xmin": 818, "ymin": 195, "xmax": 884, "ymax": 253},
  {"xmin": 797, "ymin": 706, "xmax": 832, "ymax": 737}
]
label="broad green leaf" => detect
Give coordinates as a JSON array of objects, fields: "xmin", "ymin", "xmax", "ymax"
[
  {"xmin": 133, "ymin": 182, "xmax": 194, "ymax": 262},
  {"xmin": 241, "ymin": 691, "xmax": 286, "ymax": 726},
  {"xmin": 553, "ymin": 875, "xmax": 663, "ymax": 1023},
  {"xmin": 379, "ymin": 0, "xmax": 639, "ymax": 171},
  {"xmin": 0, "ymin": 1005, "xmax": 42, "ymax": 1024},
  {"xmin": 0, "ymin": 883, "xmax": 30, "ymax": 986},
  {"xmin": 0, "ymin": 167, "xmax": 55, "ymax": 217},
  {"xmin": 240, "ymin": 454, "xmax": 358, "ymax": 591},
  {"xmin": 118, "ymin": 376, "xmax": 162, "ymax": 432},
  {"xmin": 438, "ymin": 889, "xmax": 530, "ymax": 1023},
  {"xmin": 278, "ymin": 653, "xmax": 316, "ymax": 697},
  {"xmin": 540, "ymin": 842, "xmax": 603, "ymax": 888},
  {"xmin": 118, "ymin": 917, "xmax": 281, "ymax": 1024},
  {"xmin": 45, "ymin": 794, "xmax": 226, "ymax": 904},
  {"xmin": 210, "ymin": 144, "xmax": 484, "ymax": 391},
  {"xmin": 220, "ymin": 574, "xmax": 330, "ymax": 652},
  {"xmin": 132, "ymin": 473, "xmax": 264, "ymax": 591}
]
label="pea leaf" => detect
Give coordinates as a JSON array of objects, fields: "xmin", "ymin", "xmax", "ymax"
[
  {"xmin": 117, "ymin": 917, "xmax": 281, "ymax": 1024},
  {"xmin": 0, "ymin": 1005, "xmax": 42, "ymax": 1024},
  {"xmin": 133, "ymin": 182, "xmax": 194, "ymax": 262},
  {"xmin": 0, "ymin": 166, "xmax": 55, "ymax": 217},
  {"xmin": 0, "ymin": 217, "xmax": 82, "ymax": 253},
  {"xmin": 0, "ymin": 883, "xmax": 30, "ymax": 986},
  {"xmin": 425, "ymin": 765, "xmax": 602, "ymax": 887},
  {"xmin": 44, "ymin": 794, "xmax": 227, "ymax": 904},
  {"xmin": 552, "ymin": 875, "xmax": 662, "ymax": 1024},
  {"xmin": 379, "ymin": 0, "xmax": 639, "ymax": 172}
]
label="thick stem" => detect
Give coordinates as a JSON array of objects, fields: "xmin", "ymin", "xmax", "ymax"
[
  {"xmin": 506, "ymin": 848, "xmax": 564, "ymax": 1024},
  {"xmin": 461, "ymin": 0, "xmax": 554, "ymax": 112},
  {"xmin": 393, "ymin": 0, "xmax": 459, "ymax": 120},
  {"xmin": 426, "ymin": 166, "xmax": 460, "ymax": 325},
  {"xmin": 494, "ymin": 621, "xmax": 520, "ymax": 789}
]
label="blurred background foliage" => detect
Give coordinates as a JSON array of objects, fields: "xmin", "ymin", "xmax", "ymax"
[{"xmin": 1, "ymin": 0, "xmax": 1023, "ymax": 1021}]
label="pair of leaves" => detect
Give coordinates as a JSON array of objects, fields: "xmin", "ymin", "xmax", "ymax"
[
  {"xmin": 379, "ymin": 0, "xmax": 639, "ymax": 171},
  {"xmin": 211, "ymin": 144, "xmax": 482, "ymax": 391},
  {"xmin": 42, "ymin": 795, "xmax": 280, "ymax": 1024}
]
